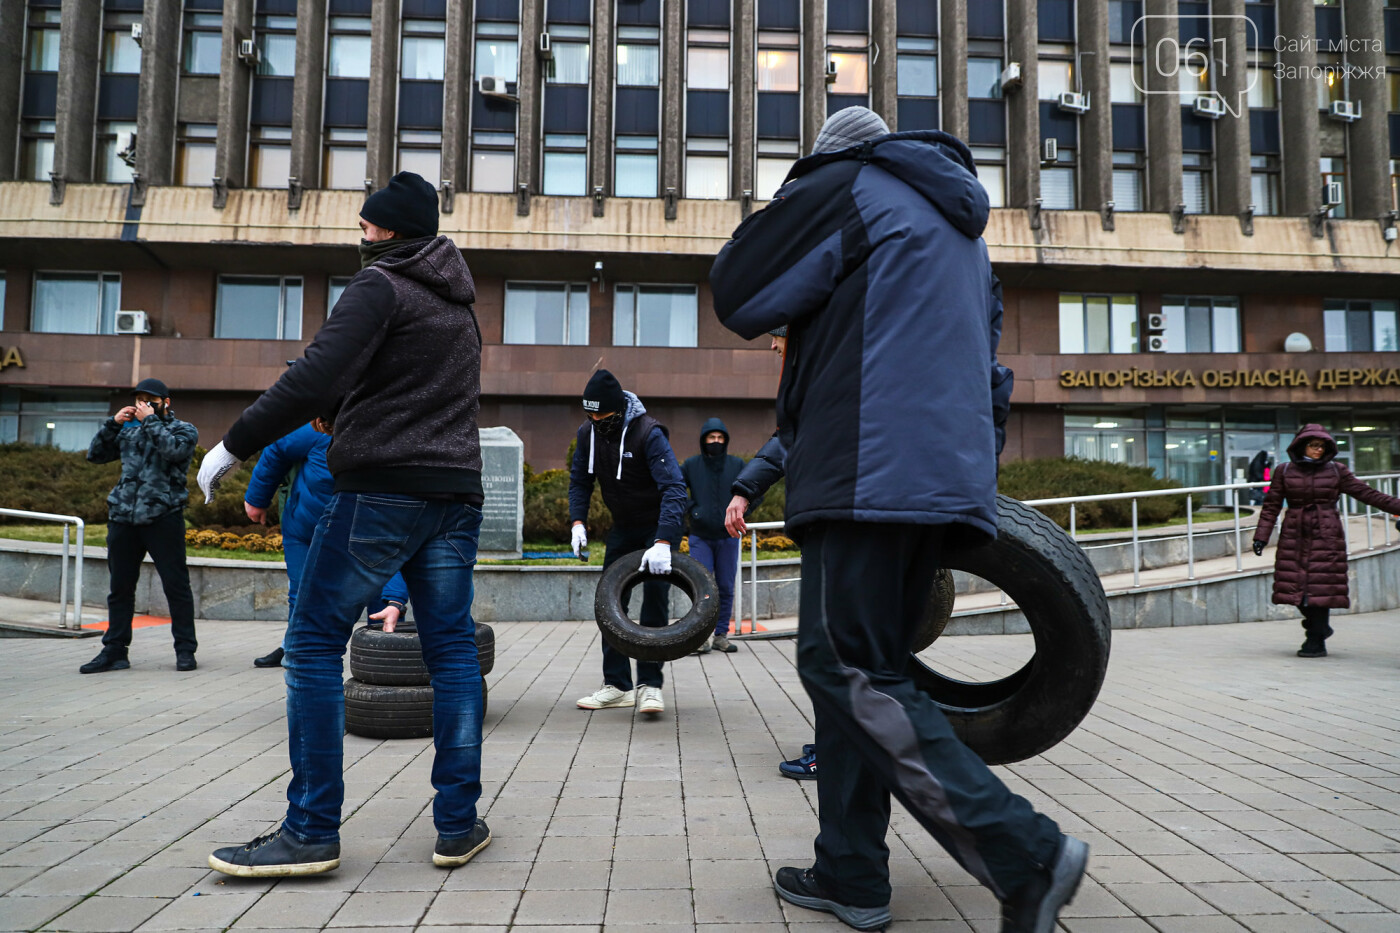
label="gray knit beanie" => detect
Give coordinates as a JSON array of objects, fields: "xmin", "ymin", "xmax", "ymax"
[{"xmin": 812, "ymin": 106, "xmax": 890, "ymax": 154}]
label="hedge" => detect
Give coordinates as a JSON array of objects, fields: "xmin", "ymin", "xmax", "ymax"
[{"xmin": 998, "ymin": 457, "xmax": 1186, "ymax": 530}]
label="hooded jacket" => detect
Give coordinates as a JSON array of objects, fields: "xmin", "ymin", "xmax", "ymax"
[
  {"xmin": 88, "ymin": 409, "xmax": 200, "ymax": 525},
  {"xmin": 569, "ymin": 391, "xmax": 687, "ymax": 542},
  {"xmin": 709, "ymin": 130, "xmax": 1013, "ymax": 539},
  {"xmin": 1255, "ymin": 424, "xmax": 1400, "ymax": 608},
  {"xmin": 223, "ymin": 236, "xmax": 483, "ymax": 499},
  {"xmin": 681, "ymin": 417, "xmax": 747, "ymax": 541},
  {"xmin": 732, "ymin": 431, "xmax": 786, "ymax": 504}
]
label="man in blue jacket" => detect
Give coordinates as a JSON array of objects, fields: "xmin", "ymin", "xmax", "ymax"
[
  {"xmin": 244, "ymin": 421, "xmax": 410, "ymax": 668},
  {"xmin": 568, "ymin": 369, "xmax": 687, "ymax": 716},
  {"xmin": 681, "ymin": 417, "xmax": 745, "ymax": 654},
  {"xmin": 710, "ymin": 108, "xmax": 1085, "ymax": 933}
]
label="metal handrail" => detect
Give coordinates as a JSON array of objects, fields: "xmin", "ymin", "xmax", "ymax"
[{"xmin": 0, "ymin": 508, "xmax": 85, "ymax": 629}]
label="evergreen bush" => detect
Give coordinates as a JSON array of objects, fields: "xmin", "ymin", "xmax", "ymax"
[{"xmin": 998, "ymin": 457, "xmax": 1186, "ymax": 530}]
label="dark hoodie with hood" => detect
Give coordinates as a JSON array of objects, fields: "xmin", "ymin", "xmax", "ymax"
[
  {"xmin": 681, "ymin": 417, "xmax": 747, "ymax": 541},
  {"xmin": 1255, "ymin": 424, "xmax": 1400, "ymax": 608},
  {"xmin": 709, "ymin": 130, "xmax": 1013, "ymax": 539},
  {"xmin": 223, "ymin": 235, "xmax": 484, "ymax": 499}
]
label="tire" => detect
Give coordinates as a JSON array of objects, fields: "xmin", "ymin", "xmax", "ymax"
[
  {"xmin": 910, "ymin": 568, "xmax": 956, "ymax": 653},
  {"xmin": 349, "ymin": 623, "xmax": 497, "ymax": 686},
  {"xmin": 910, "ymin": 495, "xmax": 1111, "ymax": 765},
  {"xmin": 594, "ymin": 551, "xmax": 720, "ymax": 662},
  {"xmin": 476, "ymin": 623, "xmax": 495, "ymax": 676},
  {"xmin": 343, "ymin": 676, "xmax": 490, "ymax": 740}
]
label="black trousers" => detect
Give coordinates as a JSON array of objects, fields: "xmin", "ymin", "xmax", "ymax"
[
  {"xmin": 797, "ymin": 521, "xmax": 1061, "ymax": 908},
  {"xmin": 600, "ymin": 524, "xmax": 671, "ymax": 691},
  {"xmin": 1301, "ymin": 605, "xmax": 1333, "ymax": 641},
  {"xmin": 104, "ymin": 511, "xmax": 197, "ymax": 655}
]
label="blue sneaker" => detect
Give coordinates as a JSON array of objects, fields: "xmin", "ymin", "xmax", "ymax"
[{"xmin": 779, "ymin": 745, "xmax": 817, "ymax": 780}]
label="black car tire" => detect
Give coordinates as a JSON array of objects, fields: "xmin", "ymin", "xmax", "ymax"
[
  {"xmin": 348, "ymin": 623, "xmax": 497, "ymax": 687},
  {"xmin": 910, "ymin": 568, "xmax": 956, "ymax": 653},
  {"xmin": 910, "ymin": 495, "xmax": 1112, "ymax": 765},
  {"xmin": 476, "ymin": 623, "xmax": 495, "ymax": 676},
  {"xmin": 594, "ymin": 551, "xmax": 720, "ymax": 662},
  {"xmin": 344, "ymin": 676, "xmax": 490, "ymax": 740}
]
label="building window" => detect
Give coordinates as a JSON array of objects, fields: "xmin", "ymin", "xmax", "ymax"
[
  {"xmin": 250, "ymin": 125, "xmax": 292, "ymax": 188},
  {"xmin": 688, "ymin": 44, "xmax": 728, "ymax": 89},
  {"xmin": 328, "ymin": 276, "xmax": 352, "ymax": 314},
  {"xmin": 895, "ymin": 36, "xmax": 937, "ymax": 129},
  {"xmin": 1038, "ymin": 59, "xmax": 1072, "ymax": 101},
  {"xmin": 757, "ymin": 40, "xmax": 799, "ymax": 92},
  {"xmin": 102, "ymin": 12, "xmax": 143, "ymax": 74},
  {"xmin": 1064, "ymin": 412, "xmax": 1148, "ymax": 467},
  {"xmin": 472, "ymin": 133, "xmax": 516, "ymax": 193},
  {"xmin": 1316, "ymin": 62, "xmax": 1345, "ymax": 111},
  {"xmin": 612, "ymin": 285, "xmax": 699, "ymax": 347},
  {"xmin": 183, "ymin": 11, "xmax": 223, "ymax": 74},
  {"xmin": 686, "ymin": 146, "xmax": 728, "ymax": 199},
  {"xmin": 1042, "ymin": 148, "xmax": 1076, "ymax": 210},
  {"xmin": 98, "ymin": 121, "xmax": 137, "ymax": 183},
  {"xmin": 1160, "ymin": 296, "xmax": 1241, "ymax": 353},
  {"xmin": 26, "ymin": 6, "xmax": 61, "ymax": 72},
  {"xmin": 755, "ymin": 140, "xmax": 799, "ymax": 200},
  {"xmin": 1112, "ymin": 151, "xmax": 1144, "ymax": 211},
  {"xmin": 685, "ymin": 28, "xmax": 730, "ymax": 199},
  {"xmin": 828, "ymin": 36, "xmax": 869, "ymax": 97},
  {"xmin": 255, "ymin": 14, "xmax": 297, "ymax": 77},
  {"xmin": 1321, "ymin": 156, "xmax": 1347, "ymax": 218},
  {"xmin": 1246, "ymin": 64, "xmax": 1277, "ymax": 108},
  {"xmin": 547, "ymin": 25, "xmax": 591, "ymax": 85},
  {"xmin": 215, "ymin": 276, "xmax": 303, "ymax": 340},
  {"xmin": 971, "ymin": 146, "xmax": 1005, "ymax": 208},
  {"xmin": 1182, "ymin": 153, "xmax": 1211, "ymax": 214},
  {"xmin": 32, "ymin": 272, "xmax": 121, "ymax": 335},
  {"xmin": 1391, "ymin": 159, "xmax": 1400, "ymax": 212},
  {"xmin": 617, "ymin": 33, "xmax": 660, "ymax": 87},
  {"xmin": 328, "ymin": 16, "xmax": 372, "ymax": 78},
  {"xmin": 1060, "ymin": 293, "xmax": 1139, "ymax": 354},
  {"xmin": 176, "ymin": 123, "xmax": 217, "ymax": 186},
  {"xmin": 543, "ymin": 135, "xmax": 587, "ymax": 196},
  {"xmin": 616, "ymin": 25, "xmax": 660, "ymax": 197},
  {"xmin": 401, "ymin": 19, "xmax": 446, "ymax": 80},
  {"xmin": 1324, "ymin": 299, "xmax": 1399, "ymax": 353},
  {"xmin": 0, "ymin": 390, "xmax": 113, "ymax": 452},
  {"xmin": 967, "ymin": 58, "xmax": 1003, "ymax": 99},
  {"xmin": 615, "ymin": 137, "xmax": 658, "ymax": 198},
  {"xmin": 1250, "ymin": 154, "xmax": 1279, "ymax": 215},
  {"xmin": 324, "ymin": 128, "xmax": 368, "ymax": 189},
  {"xmin": 1108, "ymin": 1, "xmax": 1142, "ymax": 44},
  {"xmin": 21, "ymin": 120, "xmax": 55, "ymax": 182},
  {"xmin": 1109, "ymin": 62, "xmax": 1143, "ymax": 104},
  {"xmin": 398, "ymin": 130, "xmax": 442, "ymax": 187},
  {"xmin": 471, "ymin": 22, "xmax": 518, "ymax": 193},
  {"xmin": 503, "ymin": 282, "xmax": 590, "ymax": 345}
]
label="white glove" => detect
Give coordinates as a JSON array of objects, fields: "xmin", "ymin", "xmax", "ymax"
[
  {"xmin": 197, "ymin": 441, "xmax": 241, "ymax": 503},
  {"xmin": 640, "ymin": 541, "xmax": 672, "ymax": 575},
  {"xmin": 571, "ymin": 523, "xmax": 588, "ymax": 558}
]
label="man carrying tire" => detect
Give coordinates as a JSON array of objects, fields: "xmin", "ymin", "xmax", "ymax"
[
  {"xmin": 569, "ymin": 369, "xmax": 687, "ymax": 717},
  {"xmin": 710, "ymin": 107, "xmax": 1086, "ymax": 933},
  {"xmin": 198, "ymin": 172, "xmax": 491, "ymax": 878}
]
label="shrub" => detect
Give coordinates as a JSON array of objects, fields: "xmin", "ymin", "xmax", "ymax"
[
  {"xmin": 0, "ymin": 444, "xmax": 123, "ymax": 524},
  {"xmin": 759, "ymin": 534, "xmax": 796, "ymax": 551},
  {"xmin": 998, "ymin": 457, "xmax": 1185, "ymax": 530},
  {"xmin": 523, "ymin": 466, "xmax": 612, "ymax": 543}
]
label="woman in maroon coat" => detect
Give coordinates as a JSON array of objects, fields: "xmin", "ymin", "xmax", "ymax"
[{"xmin": 1252, "ymin": 424, "xmax": 1400, "ymax": 658}]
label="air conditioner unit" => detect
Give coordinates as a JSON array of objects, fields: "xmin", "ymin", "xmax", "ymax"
[
  {"xmin": 1323, "ymin": 181, "xmax": 1344, "ymax": 207},
  {"xmin": 1192, "ymin": 95, "xmax": 1225, "ymax": 119},
  {"xmin": 237, "ymin": 38, "xmax": 260, "ymax": 66},
  {"xmin": 1000, "ymin": 62, "xmax": 1022, "ymax": 92},
  {"xmin": 478, "ymin": 75, "xmax": 515, "ymax": 99},
  {"xmin": 1328, "ymin": 99, "xmax": 1360, "ymax": 122},
  {"xmin": 115, "ymin": 310, "xmax": 149, "ymax": 335},
  {"xmin": 1041, "ymin": 138, "xmax": 1058, "ymax": 164},
  {"xmin": 824, "ymin": 60, "xmax": 838, "ymax": 83},
  {"xmin": 1146, "ymin": 313, "xmax": 1166, "ymax": 332},
  {"xmin": 130, "ymin": 22, "xmax": 143, "ymax": 46},
  {"xmin": 1147, "ymin": 334, "xmax": 1168, "ymax": 352},
  {"xmin": 538, "ymin": 32, "xmax": 552, "ymax": 60},
  {"xmin": 1057, "ymin": 90, "xmax": 1090, "ymax": 114}
]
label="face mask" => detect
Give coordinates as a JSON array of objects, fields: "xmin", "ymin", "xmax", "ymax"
[
  {"xmin": 704, "ymin": 441, "xmax": 726, "ymax": 457},
  {"xmin": 594, "ymin": 413, "xmax": 623, "ymax": 439}
]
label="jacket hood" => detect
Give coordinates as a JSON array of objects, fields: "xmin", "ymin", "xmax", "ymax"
[
  {"xmin": 376, "ymin": 235, "xmax": 477, "ymax": 306},
  {"xmin": 621, "ymin": 391, "xmax": 646, "ymax": 427},
  {"xmin": 1287, "ymin": 424, "xmax": 1337, "ymax": 463},
  {"xmin": 699, "ymin": 416, "xmax": 730, "ymax": 448},
  {"xmin": 787, "ymin": 130, "xmax": 989, "ymax": 239}
]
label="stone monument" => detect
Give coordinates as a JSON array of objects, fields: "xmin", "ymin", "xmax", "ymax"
[{"xmin": 478, "ymin": 426, "xmax": 524, "ymax": 558}]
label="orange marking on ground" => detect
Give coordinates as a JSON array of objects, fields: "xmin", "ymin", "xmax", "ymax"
[
  {"xmin": 734, "ymin": 619, "xmax": 769, "ymax": 634},
  {"xmin": 82, "ymin": 615, "xmax": 172, "ymax": 631}
]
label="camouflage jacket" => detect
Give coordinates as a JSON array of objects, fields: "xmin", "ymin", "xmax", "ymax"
[{"xmin": 87, "ymin": 414, "xmax": 200, "ymax": 525}]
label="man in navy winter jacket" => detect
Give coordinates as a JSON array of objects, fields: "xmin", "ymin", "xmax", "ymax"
[
  {"xmin": 711, "ymin": 107, "xmax": 1085, "ymax": 933},
  {"xmin": 568, "ymin": 369, "xmax": 687, "ymax": 716},
  {"xmin": 680, "ymin": 417, "xmax": 746, "ymax": 653}
]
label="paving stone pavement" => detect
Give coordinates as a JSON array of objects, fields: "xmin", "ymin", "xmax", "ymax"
[{"xmin": 3, "ymin": 611, "xmax": 1400, "ymax": 932}]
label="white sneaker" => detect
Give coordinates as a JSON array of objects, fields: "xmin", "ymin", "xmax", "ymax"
[
  {"xmin": 577, "ymin": 685, "xmax": 635, "ymax": 710},
  {"xmin": 637, "ymin": 685, "xmax": 664, "ymax": 715}
]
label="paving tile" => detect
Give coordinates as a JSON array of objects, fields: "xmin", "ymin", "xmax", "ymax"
[
  {"xmin": 1102, "ymin": 882, "xmax": 1220, "ymax": 916},
  {"xmin": 1265, "ymin": 879, "xmax": 1390, "ymax": 913},
  {"xmin": 604, "ymin": 888, "xmax": 694, "ymax": 925},
  {"xmin": 513, "ymin": 889, "xmax": 607, "ymax": 925},
  {"xmin": 39, "ymin": 895, "xmax": 170, "ymax": 932},
  {"xmin": 327, "ymin": 892, "xmax": 435, "ymax": 927},
  {"xmin": 0, "ymin": 896, "xmax": 84, "ymax": 932},
  {"xmin": 420, "ymin": 889, "xmax": 521, "ymax": 926},
  {"xmin": 230, "ymin": 891, "xmax": 350, "ymax": 929},
  {"xmin": 136, "ymin": 893, "xmax": 261, "ymax": 930},
  {"xmin": 1186, "ymin": 881, "xmax": 1304, "ymax": 914},
  {"xmin": 694, "ymin": 886, "xmax": 785, "ymax": 924}
]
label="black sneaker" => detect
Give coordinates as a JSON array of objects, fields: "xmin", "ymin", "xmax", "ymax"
[
  {"xmin": 433, "ymin": 818, "xmax": 491, "ymax": 868},
  {"xmin": 773, "ymin": 866, "xmax": 891, "ymax": 931},
  {"xmin": 79, "ymin": 649, "xmax": 129, "ymax": 674},
  {"xmin": 779, "ymin": 746, "xmax": 818, "ymax": 780},
  {"xmin": 1297, "ymin": 639, "xmax": 1327, "ymax": 658},
  {"xmin": 1000, "ymin": 835, "xmax": 1089, "ymax": 933},
  {"xmin": 176, "ymin": 652, "xmax": 197, "ymax": 671},
  {"xmin": 208, "ymin": 828, "xmax": 340, "ymax": 878},
  {"xmin": 253, "ymin": 647, "xmax": 284, "ymax": 668}
]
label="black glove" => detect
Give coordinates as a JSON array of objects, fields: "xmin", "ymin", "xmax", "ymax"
[{"xmin": 1252, "ymin": 540, "xmax": 1266, "ymax": 557}]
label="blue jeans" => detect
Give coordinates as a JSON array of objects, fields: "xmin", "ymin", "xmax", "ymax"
[
  {"xmin": 688, "ymin": 536, "xmax": 738, "ymax": 635},
  {"xmin": 282, "ymin": 493, "xmax": 484, "ymax": 844}
]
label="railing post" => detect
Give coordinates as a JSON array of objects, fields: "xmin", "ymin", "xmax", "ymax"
[
  {"xmin": 733, "ymin": 539, "xmax": 743, "ymax": 636},
  {"xmin": 59, "ymin": 524, "xmax": 70, "ymax": 629},
  {"xmin": 1186, "ymin": 494, "xmax": 1194, "ymax": 580},
  {"xmin": 1366, "ymin": 498, "xmax": 1374, "ymax": 551},
  {"xmin": 1387, "ymin": 478, "xmax": 1394, "ymax": 547},
  {"xmin": 1342, "ymin": 501, "xmax": 1352, "ymax": 554},
  {"xmin": 1069, "ymin": 503, "xmax": 1076, "ymax": 540},
  {"xmin": 75, "ymin": 520, "xmax": 85, "ymax": 629},
  {"xmin": 1233, "ymin": 487, "xmax": 1243, "ymax": 572},
  {"xmin": 750, "ymin": 531, "xmax": 759, "ymax": 630},
  {"xmin": 1132, "ymin": 498, "xmax": 1140, "ymax": 587}
]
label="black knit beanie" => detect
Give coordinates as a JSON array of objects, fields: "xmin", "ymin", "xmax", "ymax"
[
  {"xmin": 582, "ymin": 369, "xmax": 626, "ymax": 416},
  {"xmin": 359, "ymin": 171, "xmax": 439, "ymax": 238}
]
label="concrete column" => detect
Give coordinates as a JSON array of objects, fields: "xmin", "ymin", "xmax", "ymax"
[
  {"xmin": 588, "ymin": 0, "xmax": 613, "ymax": 200},
  {"xmin": 1347, "ymin": 0, "xmax": 1389, "ymax": 220},
  {"xmin": 0, "ymin": 0, "xmax": 27, "ymax": 180},
  {"xmin": 367, "ymin": 0, "xmax": 401, "ymax": 188},
  {"xmin": 135, "ymin": 0, "xmax": 182, "ymax": 189},
  {"xmin": 214, "ymin": 0, "xmax": 254, "ymax": 196},
  {"xmin": 870, "ymin": 0, "xmax": 896, "ymax": 128},
  {"xmin": 289, "ymin": 0, "xmax": 328, "ymax": 196},
  {"xmin": 53, "ymin": 0, "xmax": 103, "ymax": 188},
  {"xmin": 517, "ymin": 0, "xmax": 543, "ymax": 208},
  {"xmin": 939, "ymin": 0, "xmax": 968, "ymax": 141},
  {"xmin": 732, "ymin": 0, "xmax": 754, "ymax": 200},
  {"xmin": 1005, "ymin": 0, "xmax": 1038, "ymax": 209},
  {"xmin": 1144, "ymin": 0, "xmax": 1182, "ymax": 214},
  {"xmin": 1277, "ymin": 0, "xmax": 1319, "ymax": 216},
  {"xmin": 661, "ymin": 0, "xmax": 682, "ymax": 202},
  {"xmin": 1214, "ymin": 0, "xmax": 1249, "ymax": 216},
  {"xmin": 441, "ymin": 0, "xmax": 474, "ymax": 200},
  {"xmin": 801, "ymin": 0, "xmax": 826, "ymax": 152},
  {"xmin": 1077, "ymin": 0, "xmax": 1111, "ymax": 216}
]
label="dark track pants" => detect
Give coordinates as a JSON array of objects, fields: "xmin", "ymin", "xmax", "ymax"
[
  {"xmin": 797, "ymin": 521, "xmax": 1061, "ymax": 908},
  {"xmin": 104, "ymin": 511, "xmax": 197, "ymax": 655},
  {"xmin": 600, "ymin": 524, "xmax": 671, "ymax": 691},
  {"xmin": 1301, "ymin": 605, "xmax": 1333, "ymax": 641}
]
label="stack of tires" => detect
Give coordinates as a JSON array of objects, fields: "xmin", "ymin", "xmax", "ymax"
[{"xmin": 344, "ymin": 619, "xmax": 496, "ymax": 740}]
